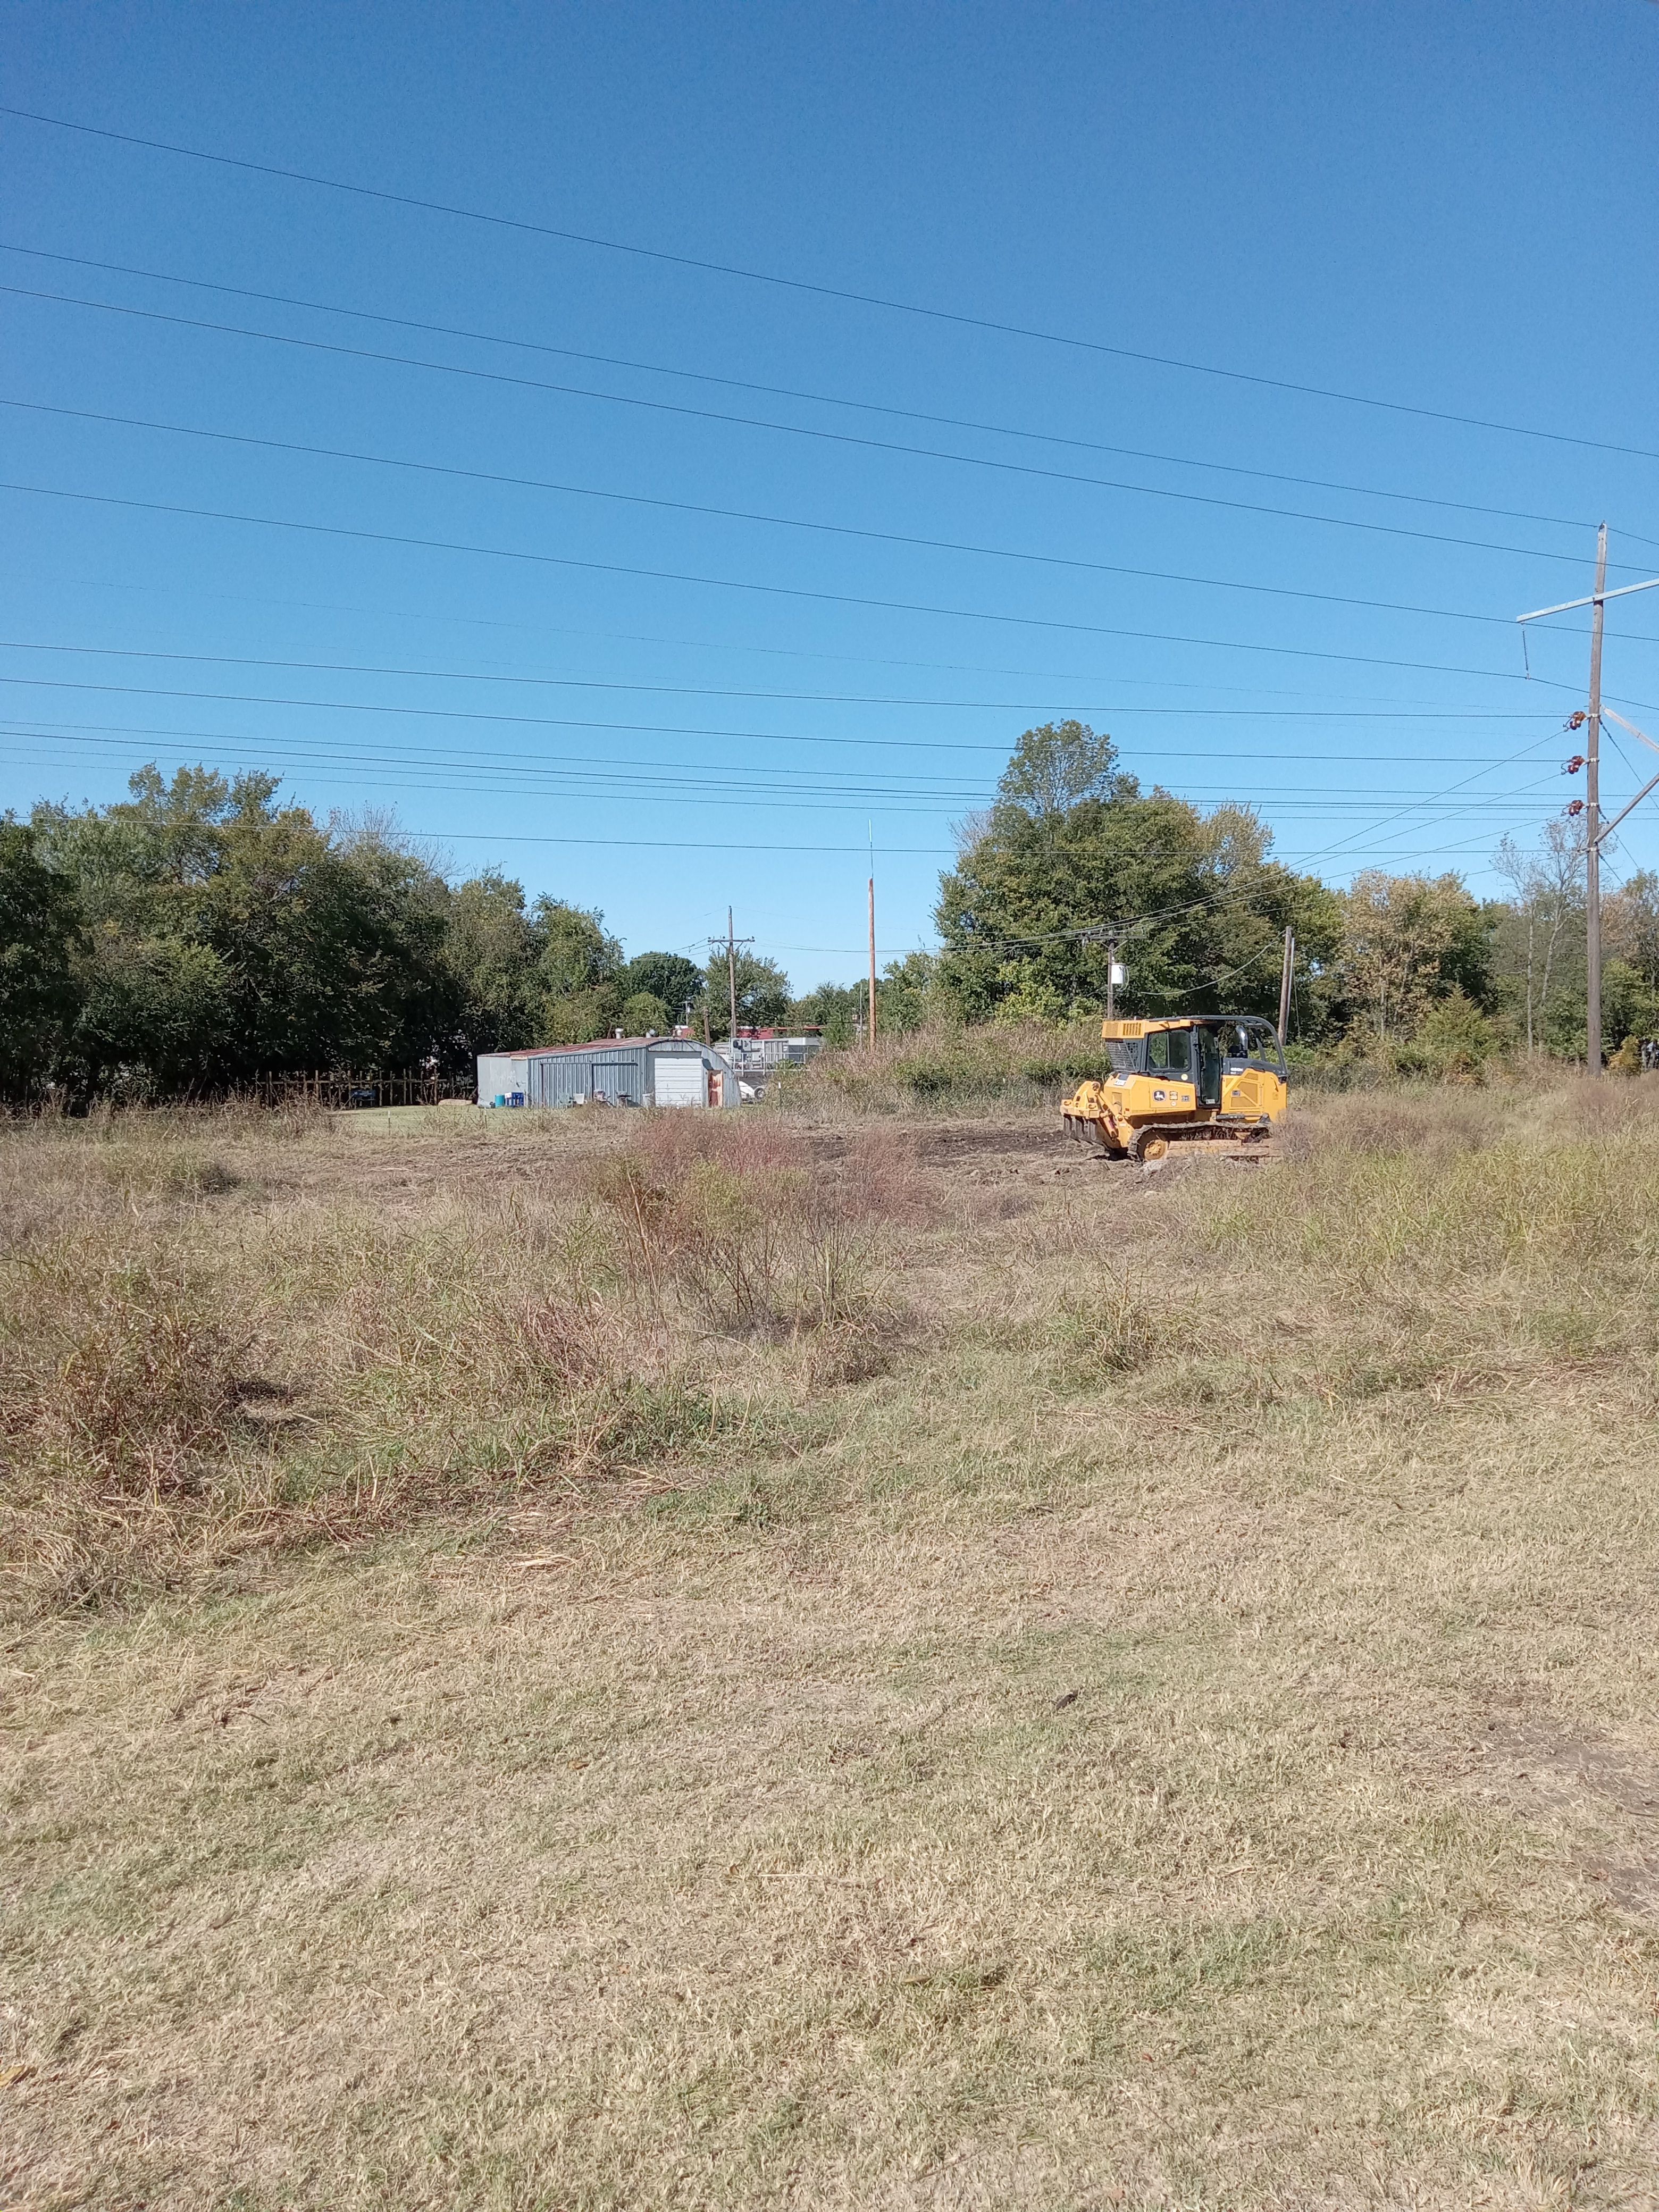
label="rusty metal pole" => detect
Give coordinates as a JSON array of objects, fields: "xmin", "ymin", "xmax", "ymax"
[
  {"xmin": 1585, "ymin": 523, "xmax": 1608, "ymax": 1074},
  {"xmin": 867, "ymin": 875, "xmax": 877, "ymax": 1049}
]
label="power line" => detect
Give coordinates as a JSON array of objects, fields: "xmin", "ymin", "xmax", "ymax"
[
  {"xmin": 3, "ymin": 290, "xmax": 1636, "ymax": 575},
  {"xmin": 0, "ymin": 673, "xmax": 1570, "ymax": 761},
  {"xmin": 0, "ymin": 479, "xmax": 1530, "ymax": 634},
  {"xmin": 7, "ymin": 723, "xmax": 1563, "ymax": 816},
  {"xmin": 29, "ymin": 566, "xmax": 1633, "ymax": 699},
  {"xmin": 9, "ymin": 738, "xmax": 1560, "ymax": 884},
  {"xmin": 6, "ymin": 239, "xmax": 1644, "ymax": 550},
  {"xmin": 9, "ymin": 741, "xmax": 985, "ymax": 819},
  {"xmin": 10, "ymin": 711, "xmax": 1564, "ymax": 787},
  {"xmin": 2, "ymin": 716, "xmax": 997, "ymax": 797},
  {"xmin": 5, "ymin": 102, "xmax": 1655, "ymax": 464},
  {"xmin": 1272, "ymin": 727, "xmax": 1575, "ymax": 875},
  {"xmin": 0, "ymin": 638, "xmax": 1568, "ymax": 725}
]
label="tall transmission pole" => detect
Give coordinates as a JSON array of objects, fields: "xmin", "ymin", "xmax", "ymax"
[
  {"xmin": 867, "ymin": 884, "xmax": 878, "ymax": 1049},
  {"xmin": 1518, "ymin": 529, "xmax": 1659, "ymax": 1074},
  {"xmin": 1585, "ymin": 525, "xmax": 1608, "ymax": 1074},
  {"xmin": 866, "ymin": 823, "xmax": 878, "ymax": 1050}
]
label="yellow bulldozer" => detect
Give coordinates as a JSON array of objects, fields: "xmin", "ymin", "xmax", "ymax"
[{"xmin": 1061, "ymin": 1015, "xmax": 1288, "ymax": 1163}]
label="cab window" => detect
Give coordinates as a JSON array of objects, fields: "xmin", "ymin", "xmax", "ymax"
[
  {"xmin": 1145, "ymin": 1028, "xmax": 1191, "ymax": 1077},
  {"xmin": 1224, "ymin": 1023, "xmax": 1286, "ymax": 1076},
  {"xmin": 1103, "ymin": 1039, "xmax": 1141, "ymax": 1076},
  {"xmin": 1250, "ymin": 1026, "xmax": 1288, "ymax": 1076}
]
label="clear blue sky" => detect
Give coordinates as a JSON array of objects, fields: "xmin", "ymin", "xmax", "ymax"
[{"xmin": 4, "ymin": 1, "xmax": 1657, "ymax": 987}]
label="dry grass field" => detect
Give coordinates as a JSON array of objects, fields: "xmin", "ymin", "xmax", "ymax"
[{"xmin": 6, "ymin": 1079, "xmax": 1659, "ymax": 2209}]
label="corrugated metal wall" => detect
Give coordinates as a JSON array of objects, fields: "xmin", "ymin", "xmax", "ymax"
[
  {"xmin": 481, "ymin": 1042, "xmax": 738, "ymax": 1108},
  {"xmin": 526, "ymin": 1045, "xmax": 650, "ymax": 1106}
]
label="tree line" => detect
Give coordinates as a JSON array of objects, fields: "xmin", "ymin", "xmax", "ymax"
[
  {"xmin": 922, "ymin": 720, "xmax": 1659, "ymax": 1075},
  {"xmin": 3, "ymin": 731, "xmax": 1656, "ymax": 1101},
  {"xmin": 0, "ymin": 767, "xmax": 794, "ymax": 1103}
]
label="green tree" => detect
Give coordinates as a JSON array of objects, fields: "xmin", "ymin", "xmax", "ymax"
[
  {"xmin": 622, "ymin": 990, "xmax": 672, "ymax": 1035},
  {"xmin": 531, "ymin": 899, "xmax": 623, "ymax": 1044},
  {"xmin": 532, "ymin": 899, "xmax": 621, "ymax": 998},
  {"xmin": 993, "ymin": 719, "xmax": 1126, "ymax": 818},
  {"xmin": 705, "ymin": 950, "xmax": 792, "ymax": 1035},
  {"xmin": 1493, "ymin": 823, "xmax": 1583, "ymax": 1055},
  {"xmin": 1341, "ymin": 871, "xmax": 1493, "ymax": 1041},
  {"xmin": 792, "ymin": 979, "xmax": 861, "ymax": 1046},
  {"xmin": 618, "ymin": 952, "xmax": 704, "ymax": 1023},
  {"xmin": 442, "ymin": 870, "xmax": 542, "ymax": 1057},
  {"xmin": 794, "ymin": 954, "xmax": 940, "ymax": 1044},
  {"xmin": 936, "ymin": 732, "xmax": 1340, "ymax": 1029},
  {"xmin": 0, "ymin": 818, "xmax": 85, "ymax": 1100},
  {"xmin": 33, "ymin": 766, "xmax": 455, "ymax": 1091},
  {"xmin": 877, "ymin": 951, "xmax": 940, "ymax": 1036},
  {"xmin": 1604, "ymin": 872, "xmax": 1659, "ymax": 997},
  {"xmin": 1601, "ymin": 868, "xmax": 1659, "ymax": 1052}
]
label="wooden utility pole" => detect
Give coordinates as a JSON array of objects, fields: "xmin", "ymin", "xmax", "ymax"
[
  {"xmin": 1277, "ymin": 926, "xmax": 1296, "ymax": 1046},
  {"xmin": 1585, "ymin": 525, "xmax": 1608, "ymax": 1074},
  {"xmin": 708, "ymin": 912, "xmax": 754, "ymax": 1049},
  {"xmin": 726, "ymin": 905, "xmax": 740, "ymax": 1047},
  {"xmin": 1105, "ymin": 935, "xmax": 1119, "ymax": 1021},
  {"xmin": 1518, "ymin": 528, "xmax": 1659, "ymax": 1076}
]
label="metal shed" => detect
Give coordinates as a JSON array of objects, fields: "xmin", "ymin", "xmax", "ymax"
[
  {"xmin": 479, "ymin": 1036, "xmax": 740, "ymax": 1109},
  {"xmin": 476, "ymin": 1052, "xmax": 530, "ymax": 1107}
]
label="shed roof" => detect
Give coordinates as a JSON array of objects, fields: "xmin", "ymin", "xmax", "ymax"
[{"xmin": 523, "ymin": 1035, "xmax": 704, "ymax": 1058}]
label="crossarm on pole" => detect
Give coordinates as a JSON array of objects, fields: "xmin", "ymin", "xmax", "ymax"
[
  {"xmin": 1602, "ymin": 707, "xmax": 1659, "ymax": 757},
  {"xmin": 1597, "ymin": 766, "xmax": 1659, "ymax": 847}
]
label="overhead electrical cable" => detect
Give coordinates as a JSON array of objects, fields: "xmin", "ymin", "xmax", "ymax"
[
  {"xmin": 3, "ymin": 102, "xmax": 1655, "ymax": 464},
  {"xmin": 3, "ymin": 731, "xmax": 1561, "ymax": 837},
  {"xmin": 0, "ymin": 480, "xmax": 1531, "ymax": 633},
  {"xmin": 0, "ymin": 638, "xmax": 1569, "ymax": 724},
  {"xmin": 0, "ymin": 291, "xmax": 1633, "ymax": 574},
  {"xmin": 28, "ymin": 569, "xmax": 1629, "ymax": 699},
  {"xmin": 11, "ymin": 750, "xmax": 1553, "ymax": 825},
  {"xmin": 1270, "ymin": 729, "xmax": 1573, "ymax": 874},
  {"xmin": 6, "ymin": 708, "xmax": 1574, "ymax": 787},
  {"xmin": 2, "ymin": 239, "xmax": 1638, "ymax": 548},
  {"xmin": 23, "ymin": 567, "xmax": 1612, "ymax": 698},
  {"xmin": 1, "ymin": 717, "xmax": 1000, "ymax": 798},
  {"xmin": 0, "ymin": 673, "xmax": 1570, "ymax": 758}
]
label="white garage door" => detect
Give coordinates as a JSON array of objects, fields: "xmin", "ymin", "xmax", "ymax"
[{"xmin": 652, "ymin": 1055, "xmax": 703, "ymax": 1108}]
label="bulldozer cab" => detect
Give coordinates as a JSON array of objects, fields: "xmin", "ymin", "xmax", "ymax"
[
  {"xmin": 1210, "ymin": 1018, "xmax": 1286, "ymax": 1119},
  {"xmin": 1117, "ymin": 1016, "xmax": 1283, "ymax": 1079},
  {"xmin": 1138, "ymin": 1015, "xmax": 1284, "ymax": 1111},
  {"xmin": 1060, "ymin": 1013, "xmax": 1287, "ymax": 1161}
]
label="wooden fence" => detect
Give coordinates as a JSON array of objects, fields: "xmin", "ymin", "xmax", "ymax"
[{"xmin": 239, "ymin": 1070, "xmax": 476, "ymax": 1111}]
